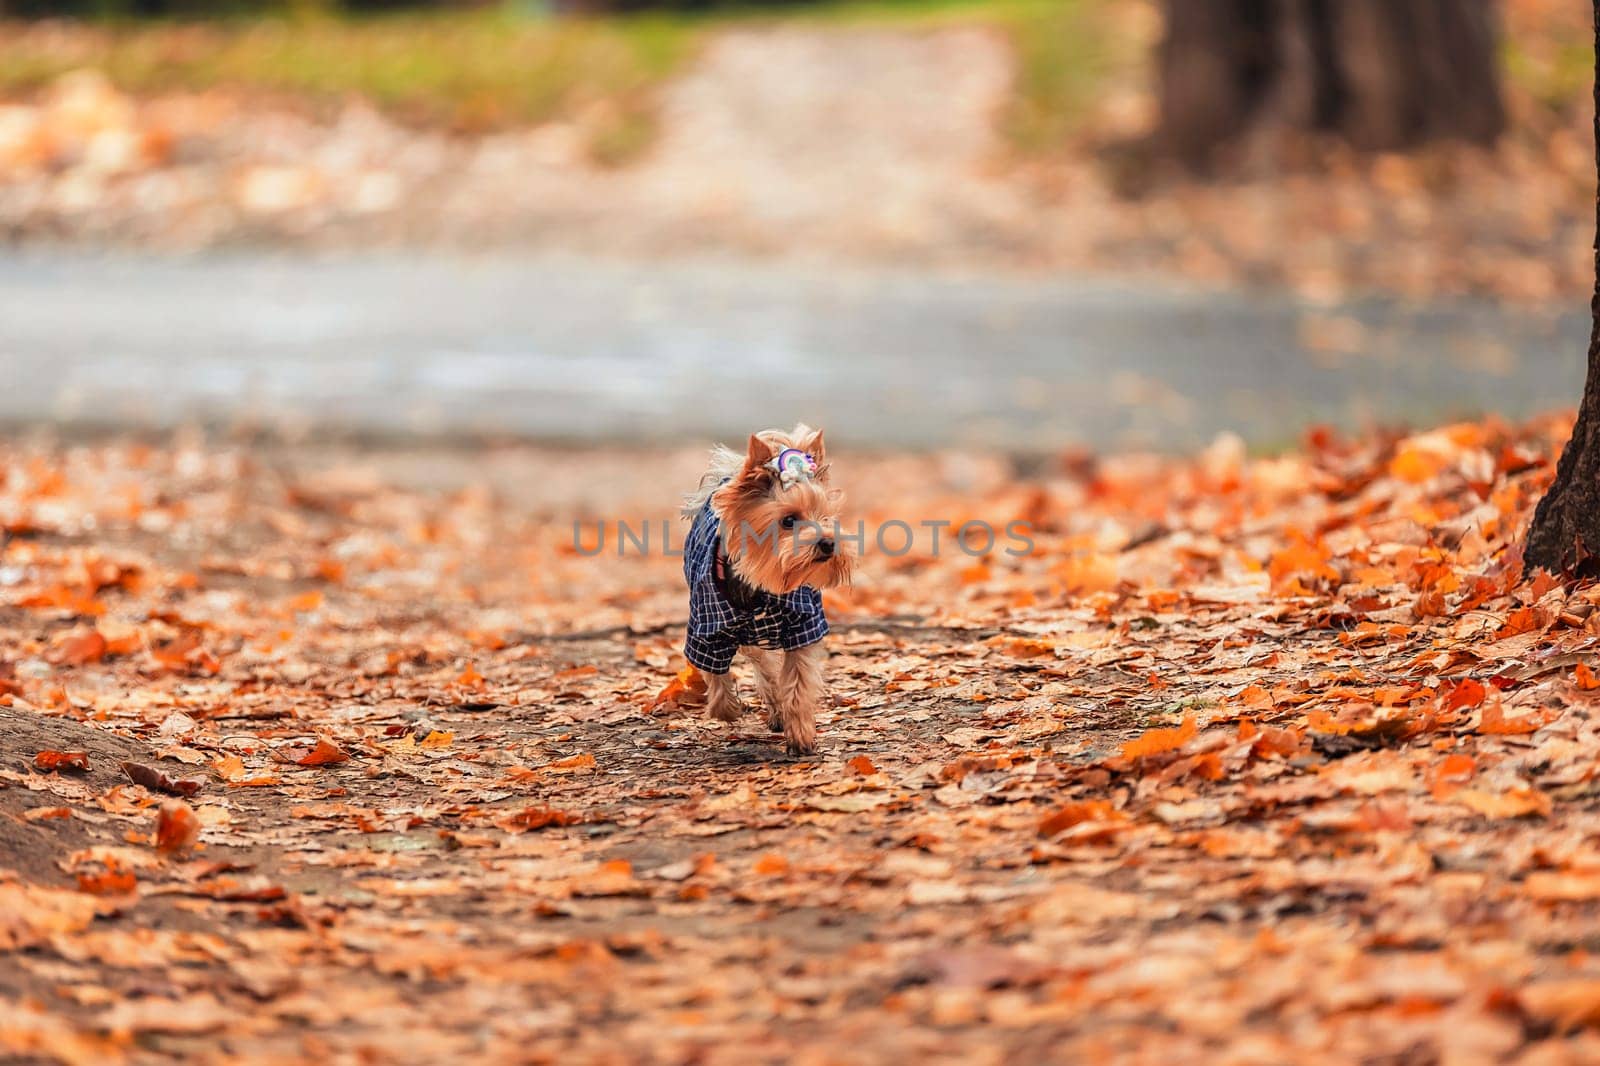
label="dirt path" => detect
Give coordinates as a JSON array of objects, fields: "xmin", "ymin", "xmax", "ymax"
[
  {"xmin": 634, "ymin": 27, "xmax": 1026, "ymax": 258},
  {"xmin": 6, "ymin": 431, "xmax": 1600, "ymax": 1062}
]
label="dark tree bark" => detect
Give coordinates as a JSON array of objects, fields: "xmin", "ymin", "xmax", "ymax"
[
  {"xmin": 1158, "ymin": 0, "xmax": 1506, "ymax": 167},
  {"xmin": 1525, "ymin": 2, "xmax": 1600, "ymax": 574}
]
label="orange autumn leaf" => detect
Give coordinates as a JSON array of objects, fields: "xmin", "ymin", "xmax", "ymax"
[
  {"xmin": 212, "ymin": 755, "xmax": 246, "ymax": 782},
  {"xmin": 1477, "ymin": 701, "xmax": 1557, "ymax": 736},
  {"xmin": 846, "ymin": 755, "xmax": 879, "ymax": 775},
  {"xmin": 456, "ymin": 662, "xmax": 484, "ymax": 687},
  {"xmin": 651, "ymin": 664, "xmax": 707, "ymax": 710},
  {"xmin": 33, "ymin": 750, "xmax": 89, "ymax": 773},
  {"xmin": 1268, "ymin": 532, "xmax": 1339, "ymax": 587},
  {"xmin": 156, "ymin": 800, "xmax": 202, "ymax": 854},
  {"xmin": 1495, "ymin": 607, "xmax": 1545, "ymax": 639},
  {"xmin": 1519, "ymin": 978, "xmax": 1600, "ymax": 1035},
  {"xmin": 497, "ymin": 806, "xmax": 583, "ymax": 832},
  {"xmin": 1576, "ymin": 663, "xmax": 1600, "ymax": 691},
  {"xmin": 77, "ymin": 865, "xmax": 137, "ymax": 896},
  {"xmin": 213, "ymin": 756, "xmax": 280, "ymax": 788},
  {"xmin": 1434, "ymin": 753, "xmax": 1477, "ymax": 782},
  {"xmin": 420, "ymin": 730, "xmax": 454, "ymax": 750},
  {"xmin": 100, "ymin": 626, "xmax": 142, "ymax": 657},
  {"xmin": 1237, "ymin": 685, "xmax": 1274, "ymax": 710},
  {"xmin": 295, "ymin": 738, "xmax": 351, "ymax": 767},
  {"xmin": 1053, "ymin": 553, "xmax": 1118, "ymax": 594},
  {"xmin": 752, "ymin": 853, "xmax": 790, "ymax": 876},
  {"xmin": 1249, "ymin": 726, "xmax": 1306, "ymax": 759},
  {"xmin": 1389, "ymin": 444, "xmax": 1449, "ymax": 483},
  {"xmin": 1441, "ymin": 678, "xmax": 1488, "ymax": 713},
  {"xmin": 1121, "ymin": 713, "xmax": 1197, "ymax": 760},
  {"xmin": 545, "ymin": 752, "xmax": 595, "ymax": 772},
  {"xmin": 1314, "ymin": 705, "xmax": 1383, "ymax": 735},
  {"xmin": 989, "ymin": 636, "xmax": 1056, "ymax": 659},
  {"xmin": 466, "ymin": 629, "xmax": 507, "ymax": 651},
  {"xmin": 145, "ymin": 629, "xmax": 217, "ymax": 675},
  {"xmin": 1172, "ymin": 751, "xmax": 1226, "ymax": 781},
  {"xmin": 1038, "ymin": 799, "xmax": 1122, "ymax": 838},
  {"xmin": 288, "ymin": 589, "xmax": 324, "ymax": 613},
  {"xmin": 18, "ymin": 585, "xmax": 105, "ymax": 616},
  {"xmin": 1429, "ymin": 753, "xmax": 1478, "ymax": 798},
  {"xmin": 48, "ymin": 628, "xmax": 106, "ymax": 666},
  {"xmin": 1455, "ymin": 787, "xmax": 1551, "ymax": 820},
  {"xmin": 960, "ymin": 562, "xmax": 992, "ymax": 586}
]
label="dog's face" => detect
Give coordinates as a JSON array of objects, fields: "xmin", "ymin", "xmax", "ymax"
[{"xmin": 714, "ymin": 426, "xmax": 853, "ymax": 595}]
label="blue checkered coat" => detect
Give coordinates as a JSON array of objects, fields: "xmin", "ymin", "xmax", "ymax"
[{"xmin": 683, "ymin": 500, "xmax": 829, "ymax": 674}]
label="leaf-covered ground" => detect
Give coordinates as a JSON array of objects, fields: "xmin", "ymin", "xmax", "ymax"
[{"xmin": 5, "ymin": 417, "xmax": 1600, "ymax": 1063}]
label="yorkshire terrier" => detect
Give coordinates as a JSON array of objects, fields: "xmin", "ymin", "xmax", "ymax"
[{"xmin": 681, "ymin": 425, "xmax": 852, "ymax": 755}]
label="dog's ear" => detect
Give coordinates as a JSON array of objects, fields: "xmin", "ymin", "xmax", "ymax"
[
  {"xmin": 742, "ymin": 433, "xmax": 778, "ymax": 473},
  {"xmin": 798, "ymin": 427, "xmax": 828, "ymax": 481},
  {"xmin": 799, "ymin": 428, "xmax": 826, "ymax": 468},
  {"xmin": 720, "ymin": 434, "xmax": 778, "ymax": 514}
]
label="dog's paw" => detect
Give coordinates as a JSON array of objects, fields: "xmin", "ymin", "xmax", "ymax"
[
  {"xmin": 766, "ymin": 711, "xmax": 783, "ymax": 733},
  {"xmin": 707, "ymin": 699, "xmax": 745, "ymax": 723},
  {"xmin": 783, "ymin": 727, "xmax": 817, "ymax": 756}
]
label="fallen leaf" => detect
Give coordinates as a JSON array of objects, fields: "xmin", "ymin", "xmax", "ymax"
[
  {"xmin": 1455, "ymin": 786, "xmax": 1551, "ymax": 819},
  {"xmin": 1520, "ymin": 980, "xmax": 1600, "ymax": 1031},
  {"xmin": 846, "ymin": 754, "xmax": 880, "ymax": 775},
  {"xmin": 48, "ymin": 628, "xmax": 106, "ymax": 666},
  {"xmin": 1477, "ymin": 702, "xmax": 1557, "ymax": 735},
  {"xmin": 753, "ymin": 853, "xmax": 789, "ymax": 876},
  {"xmin": 1038, "ymin": 799, "xmax": 1122, "ymax": 838},
  {"xmin": 419, "ymin": 730, "xmax": 454, "ymax": 750},
  {"xmin": 293, "ymin": 738, "xmax": 350, "ymax": 767},
  {"xmin": 1121, "ymin": 714, "xmax": 1197, "ymax": 760},
  {"xmin": 33, "ymin": 750, "xmax": 89, "ymax": 773},
  {"xmin": 650, "ymin": 663, "xmax": 706, "ymax": 709},
  {"xmin": 121, "ymin": 761, "xmax": 202, "ymax": 797},
  {"xmin": 155, "ymin": 800, "xmax": 201, "ymax": 854},
  {"xmin": 496, "ymin": 806, "xmax": 582, "ymax": 832},
  {"xmin": 76, "ymin": 864, "xmax": 137, "ymax": 896}
]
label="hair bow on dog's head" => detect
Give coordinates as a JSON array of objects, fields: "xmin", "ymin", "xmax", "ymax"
[{"xmin": 769, "ymin": 448, "xmax": 817, "ymax": 488}]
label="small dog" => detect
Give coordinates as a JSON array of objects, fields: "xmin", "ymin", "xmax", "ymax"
[{"xmin": 681, "ymin": 425, "xmax": 852, "ymax": 754}]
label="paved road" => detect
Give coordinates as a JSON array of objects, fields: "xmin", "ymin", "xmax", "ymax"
[{"xmin": 0, "ymin": 250, "xmax": 1585, "ymax": 452}]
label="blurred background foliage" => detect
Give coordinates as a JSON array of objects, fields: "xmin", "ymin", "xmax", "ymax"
[
  {"xmin": 0, "ymin": 0, "xmax": 1115, "ymax": 151},
  {"xmin": 0, "ymin": 0, "xmax": 1589, "ymax": 302}
]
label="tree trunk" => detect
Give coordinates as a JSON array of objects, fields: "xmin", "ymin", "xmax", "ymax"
[
  {"xmin": 1158, "ymin": 0, "xmax": 1505, "ymax": 167},
  {"xmin": 1525, "ymin": 2, "xmax": 1600, "ymax": 575}
]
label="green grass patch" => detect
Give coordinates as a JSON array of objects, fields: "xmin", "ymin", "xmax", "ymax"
[
  {"xmin": 0, "ymin": 0, "xmax": 1130, "ymax": 163},
  {"xmin": 1503, "ymin": 34, "xmax": 1593, "ymax": 117},
  {"xmin": 0, "ymin": 9, "xmax": 700, "ymax": 164},
  {"xmin": 0, "ymin": 0, "xmax": 1585, "ymax": 170},
  {"xmin": 992, "ymin": 0, "xmax": 1132, "ymax": 155}
]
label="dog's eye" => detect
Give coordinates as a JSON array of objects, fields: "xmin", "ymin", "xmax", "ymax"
[{"xmin": 779, "ymin": 514, "xmax": 797, "ymax": 530}]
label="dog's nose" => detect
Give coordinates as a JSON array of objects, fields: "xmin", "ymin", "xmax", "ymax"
[{"xmin": 816, "ymin": 538, "xmax": 835, "ymax": 559}]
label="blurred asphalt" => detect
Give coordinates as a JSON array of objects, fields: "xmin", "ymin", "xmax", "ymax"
[{"xmin": 0, "ymin": 250, "xmax": 1586, "ymax": 452}]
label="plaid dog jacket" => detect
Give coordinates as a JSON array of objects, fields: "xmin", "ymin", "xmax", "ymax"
[{"xmin": 683, "ymin": 500, "xmax": 829, "ymax": 674}]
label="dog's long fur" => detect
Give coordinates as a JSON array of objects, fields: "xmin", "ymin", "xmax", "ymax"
[{"xmin": 684, "ymin": 424, "xmax": 852, "ymax": 754}]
